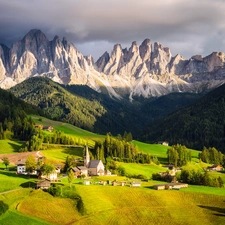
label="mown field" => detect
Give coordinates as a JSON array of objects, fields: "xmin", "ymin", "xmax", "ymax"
[{"xmin": 14, "ymin": 184, "xmax": 225, "ymax": 225}]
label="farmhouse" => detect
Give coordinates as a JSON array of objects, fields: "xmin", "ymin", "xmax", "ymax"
[
  {"xmin": 17, "ymin": 159, "xmax": 26, "ymax": 174},
  {"xmin": 156, "ymin": 141, "xmax": 169, "ymax": 146},
  {"xmin": 43, "ymin": 126, "xmax": 54, "ymax": 132},
  {"xmin": 39, "ymin": 165, "xmax": 61, "ymax": 181},
  {"xmin": 207, "ymin": 164, "xmax": 223, "ymax": 171}
]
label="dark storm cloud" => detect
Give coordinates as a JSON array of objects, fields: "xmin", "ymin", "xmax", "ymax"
[{"xmin": 1, "ymin": 0, "xmax": 225, "ymax": 60}]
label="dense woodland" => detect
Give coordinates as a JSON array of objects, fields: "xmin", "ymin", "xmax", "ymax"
[
  {"xmin": 0, "ymin": 88, "xmax": 42, "ymax": 141},
  {"xmin": 141, "ymin": 83, "xmax": 225, "ymax": 153},
  {"xmin": 10, "ymin": 77, "xmax": 201, "ymax": 137}
]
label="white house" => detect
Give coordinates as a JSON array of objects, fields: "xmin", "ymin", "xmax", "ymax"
[
  {"xmin": 40, "ymin": 165, "xmax": 61, "ymax": 181},
  {"xmin": 17, "ymin": 159, "xmax": 26, "ymax": 174}
]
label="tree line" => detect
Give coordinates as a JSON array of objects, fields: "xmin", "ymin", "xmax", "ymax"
[
  {"xmin": 91, "ymin": 133, "xmax": 159, "ymax": 165},
  {"xmin": 199, "ymin": 147, "xmax": 225, "ymax": 165},
  {"xmin": 167, "ymin": 144, "xmax": 192, "ymax": 167}
]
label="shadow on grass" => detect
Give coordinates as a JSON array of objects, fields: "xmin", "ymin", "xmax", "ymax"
[
  {"xmin": 144, "ymin": 186, "xmax": 154, "ymax": 190},
  {"xmin": 20, "ymin": 181, "xmax": 37, "ymax": 188},
  {"xmin": 198, "ymin": 205, "xmax": 225, "ymax": 217},
  {"xmin": 0, "ymin": 170, "xmax": 37, "ymax": 179},
  {"xmin": 62, "ymin": 147, "xmax": 83, "ymax": 157},
  {"xmin": 217, "ymin": 171, "xmax": 225, "ymax": 174},
  {"xmin": 158, "ymin": 157, "xmax": 168, "ymax": 165},
  {"xmin": 8, "ymin": 141, "xmax": 22, "ymax": 152}
]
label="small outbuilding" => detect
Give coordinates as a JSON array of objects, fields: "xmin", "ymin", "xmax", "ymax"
[
  {"xmin": 153, "ymin": 182, "xmax": 188, "ymax": 190},
  {"xmin": 83, "ymin": 180, "xmax": 91, "ymax": 185},
  {"xmin": 130, "ymin": 182, "xmax": 141, "ymax": 187},
  {"xmin": 36, "ymin": 179, "xmax": 51, "ymax": 189}
]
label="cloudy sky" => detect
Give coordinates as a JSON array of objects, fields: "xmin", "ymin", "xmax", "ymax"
[{"xmin": 1, "ymin": 0, "xmax": 225, "ymax": 60}]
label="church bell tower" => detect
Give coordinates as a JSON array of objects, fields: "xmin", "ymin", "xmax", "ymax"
[{"xmin": 84, "ymin": 145, "xmax": 90, "ymax": 167}]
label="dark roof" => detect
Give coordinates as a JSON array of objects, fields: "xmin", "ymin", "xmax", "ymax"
[
  {"xmin": 17, "ymin": 159, "xmax": 26, "ymax": 165},
  {"xmin": 88, "ymin": 160, "xmax": 102, "ymax": 168},
  {"xmin": 77, "ymin": 166, "xmax": 88, "ymax": 171},
  {"xmin": 72, "ymin": 167, "xmax": 80, "ymax": 172},
  {"xmin": 37, "ymin": 179, "xmax": 51, "ymax": 187}
]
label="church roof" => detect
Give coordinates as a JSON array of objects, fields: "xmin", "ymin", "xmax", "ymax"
[
  {"xmin": 88, "ymin": 160, "xmax": 102, "ymax": 168},
  {"xmin": 77, "ymin": 166, "xmax": 88, "ymax": 171}
]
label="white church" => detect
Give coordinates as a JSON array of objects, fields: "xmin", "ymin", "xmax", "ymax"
[{"xmin": 73, "ymin": 146, "xmax": 106, "ymax": 176}]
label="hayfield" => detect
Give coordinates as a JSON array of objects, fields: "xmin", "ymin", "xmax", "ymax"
[
  {"xmin": 73, "ymin": 185, "xmax": 225, "ymax": 225},
  {"xmin": 0, "ymin": 189, "xmax": 51, "ymax": 225},
  {"xmin": 8, "ymin": 184, "xmax": 225, "ymax": 225},
  {"xmin": 18, "ymin": 190, "xmax": 81, "ymax": 225}
]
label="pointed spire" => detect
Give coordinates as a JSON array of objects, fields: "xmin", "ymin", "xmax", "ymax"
[{"xmin": 84, "ymin": 145, "xmax": 90, "ymax": 167}]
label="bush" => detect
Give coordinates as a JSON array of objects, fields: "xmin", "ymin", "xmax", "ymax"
[{"xmin": 0, "ymin": 201, "xmax": 9, "ymax": 216}]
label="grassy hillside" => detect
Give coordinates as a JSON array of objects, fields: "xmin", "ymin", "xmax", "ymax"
[
  {"xmin": 1, "ymin": 182, "xmax": 223, "ymax": 225},
  {"xmin": 0, "ymin": 140, "xmax": 23, "ymax": 154},
  {"xmin": 73, "ymin": 185, "xmax": 225, "ymax": 225}
]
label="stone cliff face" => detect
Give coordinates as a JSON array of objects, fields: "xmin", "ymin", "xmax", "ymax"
[{"xmin": 1, "ymin": 29, "xmax": 225, "ymax": 98}]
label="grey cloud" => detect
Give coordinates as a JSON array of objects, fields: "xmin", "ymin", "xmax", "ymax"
[{"xmin": 0, "ymin": 0, "xmax": 225, "ymax": 60}]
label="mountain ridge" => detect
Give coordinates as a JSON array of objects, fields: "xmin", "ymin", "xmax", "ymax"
[{"xmin": 1, "ymin": 29, "xmax": 225, "ymax": 98}]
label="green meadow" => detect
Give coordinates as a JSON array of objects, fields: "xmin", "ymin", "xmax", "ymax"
[
  {"xmin": 0, "ymin": 140, "xmax": 23, "ymax": 154},
  {"xmin": 117, "ymin": 162, "xmax": 165, "ymax": 178},
  {"xmin": 31, "ymin": 115, "xmax": 104, "ymax": 142},
  {"xmin": 41, "ymin": 145, "xmax": 83, "ymax": 162}
]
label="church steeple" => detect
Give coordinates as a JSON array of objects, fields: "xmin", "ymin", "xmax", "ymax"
[{"xmin": 84, "ymin": 145, "xmax": 90, "ymax": 167}]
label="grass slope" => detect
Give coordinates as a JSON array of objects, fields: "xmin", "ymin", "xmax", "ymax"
[
  {"xmin": 0, "ymin": 140, "xmax": 23, "ymax": 154},
  {"xmin": 74, "ymin": 185, "xmax": 225, "ymax": 225}
]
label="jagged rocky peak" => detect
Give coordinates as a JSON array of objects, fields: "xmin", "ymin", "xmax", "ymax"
[
  {"xmin": 151, "ymin": 42, "xmax": 172, "ymax": 74},
  {"xmin": 84, "ymin": 55, "xmax": 95, "ymax": 67},
  {"xmin": 139, "ymin": 38, "xmax": 152, "ymax": 61},
  {"xmin": 129, "ymin": 41, "xmax": 139, "ymax": 53},
  {"xmin": 95, "ymin": 51, "xmax": 110, "ymax": 72},
  {"xmin": 22, "ymin": 29, "xmax": 49, "ymax": 51},
  {"xmin": 111, "ymin": 44, "xmax": 123, "ymax": 59}
]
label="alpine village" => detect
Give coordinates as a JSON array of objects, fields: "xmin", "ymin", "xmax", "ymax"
[{"xmin": 0, "ymin": 28, "xmax": 225, "ymax": 225}]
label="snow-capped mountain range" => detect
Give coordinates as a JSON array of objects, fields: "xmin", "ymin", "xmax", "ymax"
[{"xmin": 1, "ymin": 29, "xmax": 225, "ymax": 99}]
